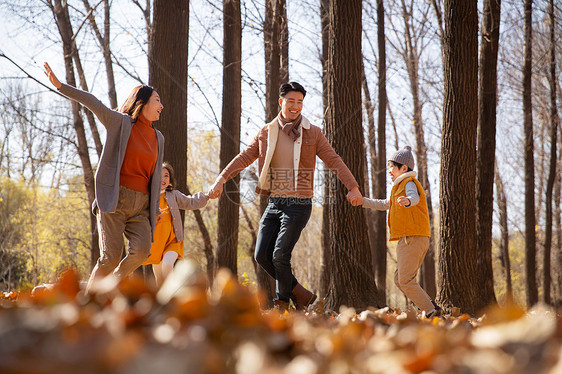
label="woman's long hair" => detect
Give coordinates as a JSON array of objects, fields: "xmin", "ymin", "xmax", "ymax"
[
  {"xmin": 119, "ymin": 85, "xmax": 154, "ymax": 119},
  {"xmin": 162, "ymin": 162, "xmax": 176, "ymax": 192}
]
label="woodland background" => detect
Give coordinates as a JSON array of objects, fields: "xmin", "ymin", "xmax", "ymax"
[{"xmin": 0, "ymin": 0, "xmax": 561, "ymax": 316}]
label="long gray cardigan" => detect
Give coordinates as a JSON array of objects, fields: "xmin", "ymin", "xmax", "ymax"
[{"xmin": 58, "ymin": 84, "xmax": 165, "ymax": 239}]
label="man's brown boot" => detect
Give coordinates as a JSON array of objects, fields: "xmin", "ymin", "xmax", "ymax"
[
  {"xmin": 291, "ymin": 283, "xmax": 317, "ymax": 311},
  {"xmin": 273, "ymin": 299, "xmax": 290, "ymax": 313}
]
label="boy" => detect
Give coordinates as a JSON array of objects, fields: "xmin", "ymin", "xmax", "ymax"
[{"xmin": 362, "ymin": 146, "xmax": 442, "ymax": 318}]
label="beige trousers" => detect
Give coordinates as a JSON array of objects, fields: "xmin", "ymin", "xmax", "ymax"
[
  {"xmin": 394, "ymin": 236, "xmax": 434, "ymax": 313},
  {"xmin": 87, "ymin": 186, "xmax": 151, "ymax": 291}
]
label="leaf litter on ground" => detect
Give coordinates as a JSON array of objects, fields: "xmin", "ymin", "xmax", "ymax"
[{"xmin": 0, "ymin": 260, "xmax": 560, "ymax": 374}]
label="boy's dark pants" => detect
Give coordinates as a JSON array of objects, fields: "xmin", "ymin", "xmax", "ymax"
[{"xmin": 254, "ymin": 197, "xmax": 312, "ymax": 302}]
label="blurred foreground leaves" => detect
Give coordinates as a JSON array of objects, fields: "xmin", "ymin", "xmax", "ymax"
[{"xmin": 0, "ymin": 261, "xmax": 560, "ymax": 374}]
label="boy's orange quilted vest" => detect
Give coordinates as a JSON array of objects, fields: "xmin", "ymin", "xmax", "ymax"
[{"xmin": 388, "ymin": 176, "xmax": 431, "ymax": 241}]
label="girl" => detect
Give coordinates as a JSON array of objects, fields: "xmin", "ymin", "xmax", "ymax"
[
  {"xmin": 44, "ymin": 62, "xmax": 164, "ymax": 292},
  {"xmin": 144, "ymin": 162, "xmax": 209, "ymax": 286}
]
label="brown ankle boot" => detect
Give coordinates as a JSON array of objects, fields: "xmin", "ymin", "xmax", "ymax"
[
  {"xmin": 273, "ymin": 299, "xmax": 290, "ymax": 313},
  {"xmin": 291, "ymin": 283, "xmax": 317, "ymax": 311}
]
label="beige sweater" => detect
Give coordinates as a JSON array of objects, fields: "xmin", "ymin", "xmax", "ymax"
[{"xmin": 219, "ymin": 116, "xmax": 359, "ymax": 198}]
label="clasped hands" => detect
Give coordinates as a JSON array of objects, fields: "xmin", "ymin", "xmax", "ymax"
[
  {"xmin": 207, "ymin": 177, "xmax": 363, "ymax": 207},
  {"xmin": 346, "ymin": 186, "xmax": 363, "ymax": 206},
  {"xmin": 207, "ymin": 176, "xmax": 225, "ymax": 199}
]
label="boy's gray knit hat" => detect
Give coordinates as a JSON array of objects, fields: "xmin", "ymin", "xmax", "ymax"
[{"xmin": 389, "ymin": 146, "xmax": 415, "ymax": 170}]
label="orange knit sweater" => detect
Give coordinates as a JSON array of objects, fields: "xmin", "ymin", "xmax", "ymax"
[{"xmin": 119, "ymin": 113, "xmax": 158, "ymax": 194}]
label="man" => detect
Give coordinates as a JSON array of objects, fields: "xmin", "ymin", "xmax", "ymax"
[{"xmin": 208, "ymin": 82, "xmax": 362, "ymax": 311}]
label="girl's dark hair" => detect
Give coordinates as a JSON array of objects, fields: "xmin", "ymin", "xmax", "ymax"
[
  {"xmin": 119, "ymin": 85, "xmax": 155, "ymax": 119},
  {"xmin": 162, "ymin": 162, "xmax": 176, "ymax": 191},
  {"xmin": 389, "ymin": 160, "xmax": 413, "ymax": 173}
]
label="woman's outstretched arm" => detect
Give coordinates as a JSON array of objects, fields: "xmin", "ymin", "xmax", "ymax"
[
  {"xmin": 43, "ymin": 62, "xmax": 121, "ymax": 127},
  {"xmin": 44, "ymin": 62, "xmax": 62, "ymax": 88}
]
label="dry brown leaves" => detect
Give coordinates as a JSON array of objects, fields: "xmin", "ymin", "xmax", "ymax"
[{"xmin": 0, "ymin": 261, "xmax": 560, "ymax": 374}]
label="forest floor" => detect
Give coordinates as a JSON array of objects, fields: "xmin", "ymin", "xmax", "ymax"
[{"xmin": 0, "ymin": 261, "xmax": 560, "ymax": 374}]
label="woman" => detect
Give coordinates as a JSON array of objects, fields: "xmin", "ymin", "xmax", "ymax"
[{"xmin": 44, "ymin": 62, "xmax": 165, "ymax": 292}]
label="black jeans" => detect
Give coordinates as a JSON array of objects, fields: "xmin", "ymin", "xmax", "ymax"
[{"xmin": 254, "ymin": 197, "xmax": 312, "ymax": 302}]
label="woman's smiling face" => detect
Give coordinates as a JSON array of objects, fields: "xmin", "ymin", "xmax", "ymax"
[{"xmin": 141, "ymin": 91, "xmax": 163, "ymax": 121}]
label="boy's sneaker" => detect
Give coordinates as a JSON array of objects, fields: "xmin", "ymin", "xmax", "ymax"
[
  {"xmin": 427, "ymin": 300, "xmax": 443, "ymax": 318},
  {"xmin": 426, "ymin": 308, "xmax": 442, "ymax": 318}
]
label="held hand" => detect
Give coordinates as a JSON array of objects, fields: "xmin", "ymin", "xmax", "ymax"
[
  {"xmin": 397, "ymin": 196, "xmax": 411, "ymax": 207},
  {"xmin": 346, "ymin": 186, "xmax": 363, "ymax": 206},
  {"xmin": 43, "ymin": 62, "xmax": 62, "ymax": 89},
  {"xmin": 208, "ymin": 177, "xmax": 225, "ymax": 199}
]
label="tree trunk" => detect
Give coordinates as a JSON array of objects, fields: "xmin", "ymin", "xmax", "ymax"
[
  {"xmin": 400, "ymin": 0, "xmax": 436, "ymax": 300},
  {"xmin": 50, "ymin": 0, "xmax": 98, "ymax": 271},
  {"xmin": 542, "ymin": 0, "xmax": 557, "ymax": 305},
  {"xmin": 360, "ymin": 59, "xmax": 380, "ymax": 296},
  {"xmin": 522, "ymin": 0, "xmax": 538, "ymax": 307},
  {"xmin": 361, "ymin": 62, "xmax": 376, "ymax": 200},
  {"xmin": 320, "ymin": 0, "xmax": 331, "ymax": 299},
  {"xmin": 240, "ymin": 204, "xmax": 274, "ymax": 307},
  {"xmin": 259, "ymin": 0, "xmax": 287, "ymax": 307},
  {"xmin": 186, "ymin": 186, "xmax": 215, "ymax": 286},
  {"xmin": 387, "ymin": 99, "xmax": 399, "ymax": 151},
  {"xmin": 437, "ymin": 0, "xmax": 479, "ymax": 315},
  {"xmin": 240, "ymin": 205, "xmax": 257, "ymax": 268},
  {"xmin": 82, "ymin": 0, "xmax": 118, "ymax": 109},
  {"xmin": 279, "ymin": 0, "xmax": 289, "ymax": 83},
  {"xmin": 475, "ymin": 0, "xmax": 501, "ymax": 310},
  {"xmin": 149, "ymin": 0, "xmax": 189, "ymax": 199},
  {"xmin": 430, "ymin": 0, "xmax": 444, "ymax": 53},
  {"xmin": 495, "ymin": 164, "xmax": 512, "ymax": 301},
  {"xmin": 325, "ymin": 0, "xmax": 383, "ymax": 310},
  {"xmin": 535, "ymin": 121, "xmax": 546, "ymax": 228},
  {"xmin": 554, "ymin": 143, "xmax": 562, "ymax": 308},
  {"xmin": 256, "ymin": 195, "xmax": 276, "ymax": 308},
  {"xmin": 60, "ymin": 1, "xmax": 105, "ymax": 159},
  {"xmin": 373, "ymin": 0, "xmax": 387, "ymax": 302},
  {"xmin": 216, "ymin": 0, "xmax": 242, "ymax": 275},
  {"xmin": 264, "ymin": 0, "xmax": 281, "ymax": 123},
  {"xmin": 69, "ymin": 43, "xmax": 102, "ymax": 158}
]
